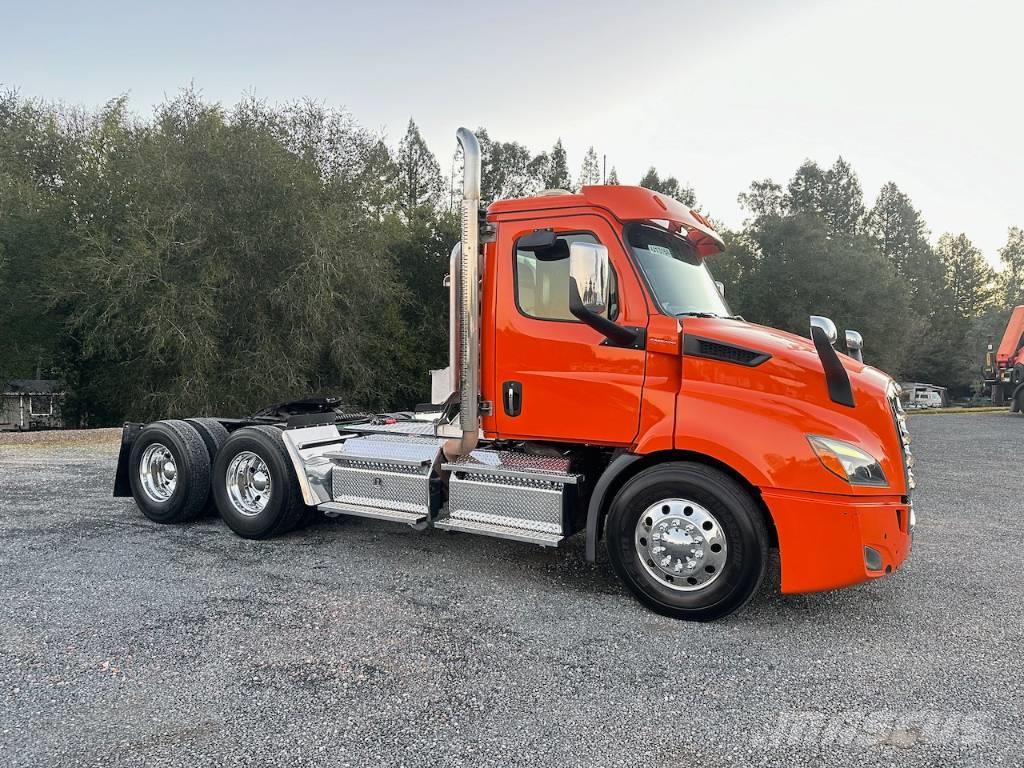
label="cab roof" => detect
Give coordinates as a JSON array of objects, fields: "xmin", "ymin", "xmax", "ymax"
[{"xmin": 487, "ymin": 185, "xmax": 725, "ymax": 256}]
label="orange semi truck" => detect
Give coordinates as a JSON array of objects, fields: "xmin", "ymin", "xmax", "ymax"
[{"xmin": 114, "ymin": 129, "xmax": 915, "ymax": 621}]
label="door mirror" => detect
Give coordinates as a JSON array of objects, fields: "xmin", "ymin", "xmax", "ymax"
[
  {"xmin": 569, "ymin": 242, "xmax": 611, "ymax": 316},
  {"xmin": 567, "ymin": 242, "xmax": 637, "ymax": 348}
]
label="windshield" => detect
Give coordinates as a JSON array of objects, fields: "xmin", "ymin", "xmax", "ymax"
[{"xmin": 625, "ymin": 221, "xmax": 731, "ymax": 318}]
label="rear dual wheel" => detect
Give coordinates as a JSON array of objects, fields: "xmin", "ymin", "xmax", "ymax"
[
  {"xmin": 605, "ymin": 462, "xmax": 768, "ymax": 621},
  {"xmin": 212, "ymin": 426, "xmax": 308, "ymax": 539},
  {"xmin": 129, "ymin": 420, "xmax": 211, "ymax": 524},
  {"xmin": 185, "ymin": 418, "xmax": 229, "ymax": 514},
  {"xmin": 129, "ymin": 420, "xmax": 307, "ymax": 539}
]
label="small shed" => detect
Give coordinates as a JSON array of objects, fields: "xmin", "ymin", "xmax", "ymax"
[{"xmin": 1, "ymin": 379, "xmax": 65, "ymax": 431}]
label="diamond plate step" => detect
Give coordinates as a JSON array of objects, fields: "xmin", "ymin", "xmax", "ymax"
[
  {"xmin": 433, "ymin": 516, "xmax": 563, "ymax": 547},
  {"xmin": 318, "ymin": 501, "xmax": 428, "ymax": 527}
]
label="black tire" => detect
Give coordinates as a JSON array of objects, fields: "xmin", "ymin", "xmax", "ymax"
[
  {"xmin": 212, "ymin": 425, "xmax": 308, "ymax": 539},
  {"xmin": 185, "ymin": 418, "xmax": 230, "ymax": 515},
  {"xmin": 128, "ymin": 419, "xmax": 211, "ymax": 524},
  {"xmin": 605, "ymin": 462, "xmax": 768, "ymax": 622}
]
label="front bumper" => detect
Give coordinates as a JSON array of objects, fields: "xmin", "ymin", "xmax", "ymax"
[{"xmin": 763, "ymin": 489, "xmax": 913, "ymax": 594}]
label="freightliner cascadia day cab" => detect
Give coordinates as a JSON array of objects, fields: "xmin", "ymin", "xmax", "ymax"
[{"xmin": 114, "ymin": 129, "xmax": 916, "ymax": 621}]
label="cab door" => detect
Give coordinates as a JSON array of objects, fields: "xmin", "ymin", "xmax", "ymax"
[{"xmin": 491, "ymin": 213, "xmax": 648, "ymax": 446}]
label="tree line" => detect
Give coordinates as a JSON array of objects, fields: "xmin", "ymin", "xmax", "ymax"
[{"xmin": 1, "ymin": 89, "xmax": 1020, "ymax": 426}]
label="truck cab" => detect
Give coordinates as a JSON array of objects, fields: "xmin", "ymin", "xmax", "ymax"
[{"xmin": 115, "ymin": 129, "xmax": 915, "ymax": 621}]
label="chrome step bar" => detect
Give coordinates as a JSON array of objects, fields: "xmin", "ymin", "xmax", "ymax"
[
  {"xmin": 433, "ymin": 516, "xmax": 563, "ymax": 547},
  {"xmin": 318, "ymin": 501, "xmax": 429, "ymax": 528},
  {"xmin": 440, "ymin": 448, "xmax": 578, "ymax": 547}
]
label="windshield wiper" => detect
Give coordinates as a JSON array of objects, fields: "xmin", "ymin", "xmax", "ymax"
[{"xmin": 676, "ymin": 311, "xmax": 744, "ymax": 321}]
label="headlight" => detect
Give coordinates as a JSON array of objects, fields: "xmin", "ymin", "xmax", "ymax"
[{"xmin": 808, "ymin": 435, "xmax": 887, "ymax": 486}]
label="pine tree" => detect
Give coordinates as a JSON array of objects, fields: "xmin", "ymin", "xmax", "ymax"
[
  {"xmin": 786, "ymin": 157, "xmax": 863, "ymax": 236},
  {"xmin": 396, "ymin": 118, "xmax": 442, "ymax": 218},
  {"xmin": 999, "ymin": 227, "xmax": 1024, "ymax": 306},
  {"xmin": 638, "ymin": 167, "xmax": 696, "ymax": 206},
  {"xmin": 542, "ymin": 139, "xmax": 572, "ymax": 190},
  {"xmin": 606, "ymin": 166, "xmax": 619, "ymax": 185},
  {"xmin": 866, "ymin": 182, "xmax": 943, "ymax": 311},
  {"xmin": 937, "ymin": 233, "xmax": 995, "ymax": 318},
  {"xmin": 578, "ymin": 146, "xmax": 601, "ymax": 188},
  {"xmin": 822, "ymin": 157, "xmax": 864, "ymax": 236},
  {"xmin": 785, "ymin": 161, "xmax": 826, "ymax": 217}
]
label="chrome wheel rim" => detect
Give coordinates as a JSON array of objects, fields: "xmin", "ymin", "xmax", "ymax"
[
  {"xmin": 225, "ymin": 451, "xmax": 272, "ymax": 517},
  {"xmin": 634, "ymin": 498, "xmax": 728, "ymax": 591},
  {"xmin": 139, "ymin": 442, "xmax": 177, "ymax": 503}
]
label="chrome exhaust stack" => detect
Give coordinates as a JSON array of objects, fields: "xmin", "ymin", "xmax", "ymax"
[{"xmin": 444, "ymin": 128, "xmax": 482, "ymax": 458}]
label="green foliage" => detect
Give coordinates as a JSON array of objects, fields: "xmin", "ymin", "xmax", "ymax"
[
  {"xmin": 937, "ymin": 233, "xmax": 995, "ymax": 318},
  {"xmin": 638, "ymin": 167, "xmax": 696, "ymax": 207},
  {"xmin": 719, "ymin": 211, "xmax": 912, "ymax": 376},
  {"xmin": 396, "ymin": 118, "xmax": 442, "ymax": 219},
  {"xmin": 726, "ymin": 161, "xmax": 1011, "ymax": 393},
  {"xmin": 540, "ymin": 139, "xmax": 572, "ymax": 191},
  {"xmin": 0, "ymin": 88, "xmax": 1017, "ymax": 422},
  {"xmin": 473, "ymin": 128, "xmax": 541, "ymax": 203},
  {"xmin": 737, "ymin": 179, "xmax": 783, "ymax": 222},
  {"xmin": 786, "ymin": 158, "xmax": 864, "ymax": 236},
  {"xmin": 998, "ymin": 227, "xmax": 1024, "ymax": 307},
  {"xmin": 866, "ymin": 182, "xmax": 942, "ymax": 311},
  {"xmin": 578, "ymin": 146, "xmax": 601, "ymax": 188}
]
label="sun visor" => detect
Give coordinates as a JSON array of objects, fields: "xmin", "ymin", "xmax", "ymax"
[{"xmin": 580, "ymin": 185, "xmax": 726, "ymax": 257}]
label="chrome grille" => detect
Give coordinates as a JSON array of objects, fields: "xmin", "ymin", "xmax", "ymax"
[{"xmin": 888, "ymin": 383, "xmax": 915, "ymax": 493}]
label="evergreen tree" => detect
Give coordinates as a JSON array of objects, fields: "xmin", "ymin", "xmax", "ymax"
[
  {"xmin": 821, "ymin": 157, "xmax": 864, "ymax": 236},
  {"xmin": 396, "ymin": 118, "xmax": 442, "ymax": 219},
  {"xmin": 578, "ymin": 146, "xmax": 601, "ymax": 188},
  {"xmin": 866, "ymin": 182, "xmax": 943, "ymax": 312},
  {"xmin": 785, "ymin": 160, "xmax": 826, "ymax": 216},
  {"xmin": 541, "ymin": 139, "xmax": 572, "ymax": 190},
  {"xmin": 606, "ymin": 166, "xmax": 620, "ymax": 185},
  {"xmin": 638, "ymin": 167, "xmax": 696, "ymax": 206},
  {"xmin": 937, "ymin": 233, "xmax": 995, "ymax": 318},
  {"xmin": 867, "ymin": 182, "xmax": 928, "ymax": 275},
  {"xmin": 998, "ymin": 226, "xmax": 1024, "ymax": 306},
  {"xmin": 786, "ymin": 158, "xmax": 863, "ymax": 235},
  {"xmin": 730, "ymin": 212, "xmax": 911, "ymax": 375}
]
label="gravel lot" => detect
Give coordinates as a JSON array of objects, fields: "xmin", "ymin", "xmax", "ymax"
[{"xmin": 1, "ymin": 414, "xmax": 1021, "ymax": 767}]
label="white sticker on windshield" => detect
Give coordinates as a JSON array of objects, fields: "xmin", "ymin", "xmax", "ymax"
[{"xmin": 647, "ymin": 244, "xmax": 673, "ymax": 258}]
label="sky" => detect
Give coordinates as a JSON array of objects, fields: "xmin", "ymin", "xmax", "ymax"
[{"xmin": 3, "ymin": 0, "xmax": 1021, "ymax": 265}]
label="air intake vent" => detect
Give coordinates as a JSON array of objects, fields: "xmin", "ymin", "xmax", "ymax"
[{"xmin": 683, "ymin": 335, "xmax": 770, "ymax": 367}]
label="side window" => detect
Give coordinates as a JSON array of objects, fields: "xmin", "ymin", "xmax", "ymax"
[
  {"xmin": 29, "ymin": 395, "xmax": 52, "ymax": 416},
  {"xmin": 515, "ymin": 232, "xmax": 619, "ymax": 321}
]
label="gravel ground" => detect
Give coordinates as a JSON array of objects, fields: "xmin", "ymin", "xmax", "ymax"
[{"xmin": 1, "ymin": 415, "xmax": 1021, "ymax": 767}]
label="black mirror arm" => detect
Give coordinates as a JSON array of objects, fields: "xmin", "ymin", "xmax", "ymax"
[{"xmin": 569, "ymin": 278, "xmax": 637, "ymax": 347}]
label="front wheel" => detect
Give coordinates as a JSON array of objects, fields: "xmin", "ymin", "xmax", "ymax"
[
  {"xmin": 212, "ymin": 425, "xmax": 308, "ymax": 539},
  {"xmin": 605, "ymin": 462, "xmax": 768, "ymax": 621}
]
